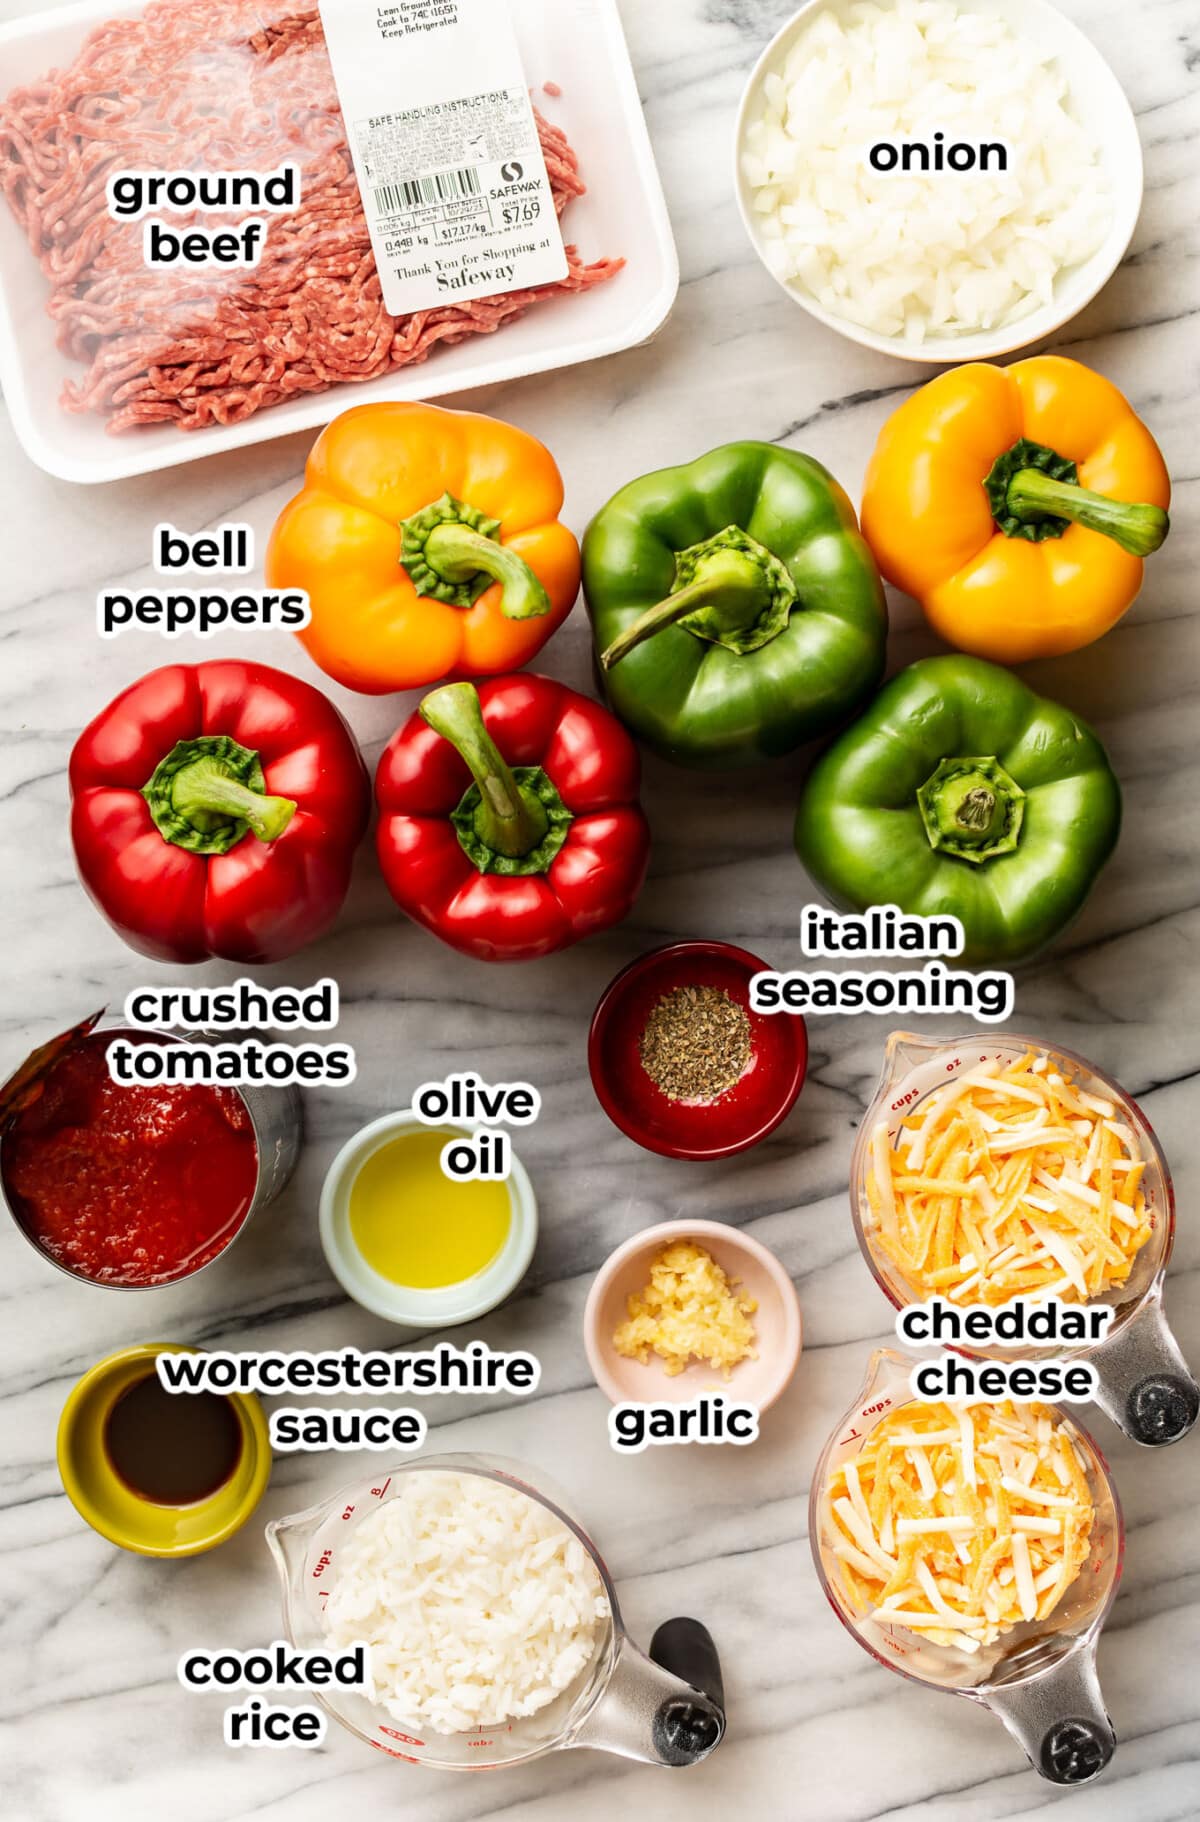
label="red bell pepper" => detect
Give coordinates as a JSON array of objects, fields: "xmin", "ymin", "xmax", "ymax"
[
  {"xmin": 376, "ymin": 674, "xmax": 650, "ymax": 962},
  {"xmin": 70, "ymin": 662, "xmax": 370, "ymax": 965}
]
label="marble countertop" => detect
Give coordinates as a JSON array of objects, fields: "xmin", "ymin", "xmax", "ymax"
[{"xmin": 2, "ymin": 0, "xmax": 1198, "ymax": 1818}]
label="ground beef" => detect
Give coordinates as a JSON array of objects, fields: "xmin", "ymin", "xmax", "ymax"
[{"xmin": 0, "ymin": 0, "xmax": 621, "ymax": 434}]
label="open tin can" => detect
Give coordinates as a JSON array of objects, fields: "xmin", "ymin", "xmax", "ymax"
[
  {"xmin": 851, "ymin": 1032, "xmax": 1198, "ymax": 1447},
  {"xmin": 0, "ymin": 1011, "xmax": 302, "ymax": 1290}
]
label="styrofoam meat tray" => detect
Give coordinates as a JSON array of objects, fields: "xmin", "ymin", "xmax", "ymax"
[{"xmin": 0, "ymin": 0, "xmax": 678, "ymax": 483}]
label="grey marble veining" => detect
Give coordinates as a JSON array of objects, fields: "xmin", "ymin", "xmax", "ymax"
[{"xmin": 2, "ymin": 0, "xmax": 1198, "ymax": 1818}]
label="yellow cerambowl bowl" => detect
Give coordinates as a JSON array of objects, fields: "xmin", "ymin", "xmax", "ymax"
[{"xmin": 58, "ymin": 1344, "xmax": 272, "ymax": 1558}]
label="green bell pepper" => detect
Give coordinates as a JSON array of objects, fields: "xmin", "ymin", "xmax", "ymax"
[
  {"xmin": 795, "ymin": 656, "xmax": 1121, "ymax": 965},
  {"xmin": 581, "ymin": 442, "xmax": 887, "ymax": 769}
]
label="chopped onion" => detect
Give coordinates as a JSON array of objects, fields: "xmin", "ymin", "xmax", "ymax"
[{"xmin": 742, "ymin": 0, "xmax": 1112, "ymax": 341}]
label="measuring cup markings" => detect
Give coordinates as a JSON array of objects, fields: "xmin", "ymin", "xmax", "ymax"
[{"xmin": 886, "ymin": 1050, "xmax": 1001, "ymax": 1117}]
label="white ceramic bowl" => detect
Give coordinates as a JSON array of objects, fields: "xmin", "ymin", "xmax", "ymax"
[
  {"xmin": 319, "ymin": 1113, "xmax": 538, "ymax": 1327},
  {"xmin": 733, "ymin": 0, "xmax": 1143, "ymax": 364}
]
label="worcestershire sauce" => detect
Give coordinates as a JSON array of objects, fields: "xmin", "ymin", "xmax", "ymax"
[{"xmin": 104, "ymin": 1373, "xmax": 242, "ymax": 1506}]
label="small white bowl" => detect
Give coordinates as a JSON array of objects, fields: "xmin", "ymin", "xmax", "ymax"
[
  {"xmin": 319, "ymin": 1113, "xmax": 538, "ymax": 1327},
  {"xmin": 733, "ymin": 0, "xmax": 1143, "ymax": 364}
]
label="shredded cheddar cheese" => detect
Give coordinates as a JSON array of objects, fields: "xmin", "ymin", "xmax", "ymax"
[
  {"xmin": 613, "ymin": 1240, "xmax": 758, "ymax": 1378},
  {"xmin": 828, "ymin": 1400, "xmax": 1094, "ymax": 1654},
  {"xmin": 866, "ymin": 1051, "xmax": 1153, "ymax": 1305}
]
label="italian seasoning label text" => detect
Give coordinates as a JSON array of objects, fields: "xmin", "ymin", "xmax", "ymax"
[{"xmin": 751, "ymin": 906, "xmax": 1014, "ymax": 1023}]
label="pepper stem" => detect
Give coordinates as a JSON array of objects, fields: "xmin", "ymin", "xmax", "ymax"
[
  {"xmin": 421, "ymin": 683, "xmax": 549, "ymax": 860},
  {"xmin": 602, "ymin": 545, "xmax": 785, "ymax": 671},
  {"xmin": 172, "ymin": 759, "xmax": 296, "ymax": 842},
  {"xmin": 400, "ymin": 492, "xmax": 550, "ymax": 618},
  {"xmin": 143, "ymin": 736, "xmax": 297, "ymax": 857},
  {"xmin": 917, "ymin": 756, "xmax": 1025, "ymax": 866},
  {"xmin": 1005, "ymin": 468, "xmax": 1169, "ymax": 558}
]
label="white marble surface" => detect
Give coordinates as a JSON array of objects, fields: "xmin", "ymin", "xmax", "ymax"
[{"xmin": 2, "ymin": 0, "xmax": 1198, "ymax": 1818}]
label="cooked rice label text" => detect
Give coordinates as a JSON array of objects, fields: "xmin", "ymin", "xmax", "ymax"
[{"xmin": 179, "ymin": 1641, "xmax": 371, "ymax": 1750}]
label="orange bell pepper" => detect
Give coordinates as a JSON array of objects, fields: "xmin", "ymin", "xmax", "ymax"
[
  {"xmin": 266, "ymin": 402, "xmax": 581, "ymax": 694},
  {"xmin": 861, "ymin": 357, "xmax": 1170, "ymax": 663}
]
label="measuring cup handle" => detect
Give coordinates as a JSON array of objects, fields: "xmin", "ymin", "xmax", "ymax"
[
  {"xmin": 1090, "ymin": 1283, "xmax": 1199, "ymax": 1447},
  {"xmin": 649, "ymin": 1618, "xmax": 725, "ymax": 1711},
  {"xmin": 982, "ymin": 1644, "xmax": 1115, "ymax": 1785},
  {"xmin": 568, "ymin": 1632, "xmax": 725, "ymax": 1768}
]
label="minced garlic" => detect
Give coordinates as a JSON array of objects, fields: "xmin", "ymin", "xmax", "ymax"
[{"xmin": 613, "ymin": 1240, "xmax": 758, "ymax": 1378}]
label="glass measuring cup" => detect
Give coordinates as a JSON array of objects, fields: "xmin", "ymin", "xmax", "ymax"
[
  {"xmin": 851, "ymin": 1032, "xmax": 1198, "ymax": 1447},
  {"xmin": 266, "ymin": 1452, "xmax": 725, "ymax": 1771},
  {"xmin": 811, "ymin": 1351, "xmax": 1123, "ymax": 1784}
]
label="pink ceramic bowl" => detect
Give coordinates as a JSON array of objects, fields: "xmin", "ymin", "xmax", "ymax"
[{"xmin": 584, "ymin": 1219, "xmax": 802, "ymax": 1409}]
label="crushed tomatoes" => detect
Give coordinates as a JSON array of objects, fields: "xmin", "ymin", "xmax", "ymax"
[{"xmin": 3, "ymin": 1034, "xmax": 258, "ymax": 1286}]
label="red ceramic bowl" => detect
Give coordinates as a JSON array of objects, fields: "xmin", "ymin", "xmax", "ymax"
[{"xmin": 588, "ymin": 941, "xmax": 807, "ymax": 1160}]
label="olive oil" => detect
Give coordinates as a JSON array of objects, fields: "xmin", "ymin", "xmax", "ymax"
[{"xmin": 349, "ymin": 1130, "xmax": 511, "ymax": 1289}]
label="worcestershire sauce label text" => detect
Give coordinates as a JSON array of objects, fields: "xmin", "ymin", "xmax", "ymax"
[{"xmin": 318, "ymin": 0, "xmax": 567, "ymax": 313}]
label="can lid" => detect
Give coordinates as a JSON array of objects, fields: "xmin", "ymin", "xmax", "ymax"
[{"xmin": 0, "ymin": 1010, "xmax": 104, "ymax": 1129}]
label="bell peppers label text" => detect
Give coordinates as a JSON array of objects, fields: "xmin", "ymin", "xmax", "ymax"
[
  {"xmin": 99, "ymin": 522, "xmax": 310, "ymax": 639},
  {"xmin": 112, "ymin": 979, "xmax": 355, "ymax": 1088},
  {"xmin": 751, "ymin": 905, "xmax": 1014, "ymax": 1023}
]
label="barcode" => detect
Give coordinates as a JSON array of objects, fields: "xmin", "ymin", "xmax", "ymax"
[{"xmin": 373, "ymin": 167, "xmax": 481, "ymax": 214}]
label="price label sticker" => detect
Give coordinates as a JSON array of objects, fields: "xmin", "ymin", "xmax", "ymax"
[{"xmin": 318, "ymin": 0, "xmax": 568, "ymax": 314}]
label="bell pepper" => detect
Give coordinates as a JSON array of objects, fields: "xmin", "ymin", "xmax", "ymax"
[
  {"xmin": 582, "ymin": 442, "xmax": 887, "ymax": 769},
  {"xmin": 70, "ymin": 662, "xmax": 370, "ymax": 965},
  {"xmin": 794, "ymin": 656, "xmax": 1121, "ymax": 965},
  {"xmin": 862, "ymin": 357, "xmax": 1170, "ymax": 663},
  {"xmin": 376, "ymin": 674, "xmax": 649, "ymax": 963},
  {"xmin": 266, "ymin": 402, "xmax": 580, "ymax": 695}
]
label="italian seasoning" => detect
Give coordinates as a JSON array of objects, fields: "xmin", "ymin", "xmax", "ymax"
[{"xmin": 639, "ymin": 985, "xmax": 752, "ymax": 1103}]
